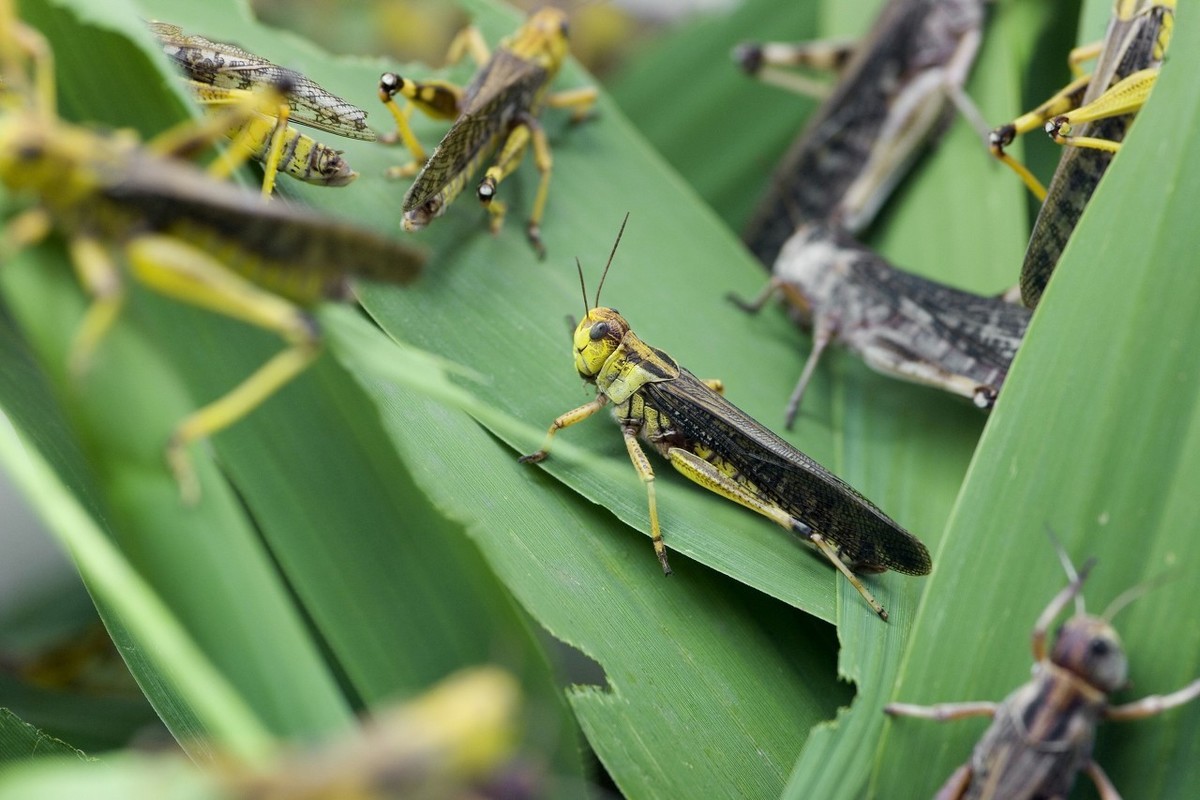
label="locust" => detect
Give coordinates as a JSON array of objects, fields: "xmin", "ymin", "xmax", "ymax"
[
  {"xmin": 987, "ymin": 0, "xmax": 1174, "ymax": 308},
  {"xmin": 0, "ymin": 8, "xmax": 424, "ymax": 501},
  {"xmin": 732, "ymin": 221, "xmax": 1031, "ymax": 428},
  {"xmin": 377, "ymin": 8, "xmax": 597, "ymax": 257},
  {"xmin": 736, "ymin": 0, "xmax": 987, "ymax": 267},
  {"xmin": 519, "ymin": 218, "xmax": 930, "ymax": 620},
  {"xmin": 149, "ymin": 20, "xmax": 375, "ymax": 195},
  {"xmin": 886, "ymin": 547, "xmax": 1200, "ymax": 800}
]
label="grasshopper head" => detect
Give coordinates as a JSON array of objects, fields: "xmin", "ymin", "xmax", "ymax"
[
  {"xmin": 572, "ymin": 306, "xmax": 627, "ymax": 380},
  {"xmin": 1051, "ymin": 615, "xmax": 1129, "ymax": 693},
  {"xmin": 507, "ymin": 8, "xmax": 571, "ymax": 75},
  {"xmin": 402, "ymin": 191, "xmax": 446, "ymax": 231},
  {"xmin": 0, "ymin": 113, "xmax": 102, "ymax": 202},
  {"xmin": 773, "ymin": 222, "xmax": 849, "ymax": 326}
]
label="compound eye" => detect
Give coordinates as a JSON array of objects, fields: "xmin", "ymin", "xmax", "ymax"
[
  {"xmin": 560, "ymin": 19, "xmax": 569, "ymax": 37},
  {"xmin": 1090, "ymin": 638, "xmax": 1111, "ymax": 658},
  {"xmin": 588, "ymin": 321, "xmax": 609, "ymax": 341}
]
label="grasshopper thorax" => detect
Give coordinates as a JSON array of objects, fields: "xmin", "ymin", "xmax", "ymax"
[
  {"xmin": 773, "ymin": 222, "xmax": 850, "ymax": 325},
  {"xmin": 1051, "ymin": 615, "xmax": 1129, "ymax": 693},
  {"xmin": 573, "ymin": 307, "xmax": 628, "ymax": 380},
  {"xmin": 506, "ymin": 8, "xmax": 571, "ymax": 75}
]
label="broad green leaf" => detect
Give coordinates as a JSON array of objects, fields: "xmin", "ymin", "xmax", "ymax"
[{"xmin": 873, "ymin": 2, "xmax": 1200, "ymax": 798}]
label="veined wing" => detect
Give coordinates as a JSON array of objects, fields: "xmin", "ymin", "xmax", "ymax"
[
  {"xmin": 150, "ymin": 21, "xmax": 374, "ymax": 141},
  {"xmin": 844, "ymin": 245, "xmax": 1031, "ymax": 369},
  {"xmin": 642, "ymin": 367, "xmax": 930, "ymax": 574},
  {"xmin": 403, "ymin": 54, "xmax": 545, "ymax": 210}
]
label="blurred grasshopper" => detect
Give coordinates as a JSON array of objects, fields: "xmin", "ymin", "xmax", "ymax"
[
  {"xmin": 0, "ymin": 10, "xmax": 423, "ymax": 501},
  {"xmin": 519, "ymin": 218, "xmax": 931, "ymax": 620},
  {"xmin": 732, "ymin": 222, "xmax": 1030, "ymax": 427},
  {"xmin": 150, "ymin": 20, "xmax": 374, "ymax": 194},
  {"xmin": 887, "ymin": 549, "xmax": 1200, "ymax": 800},
  {"xmin": 988, "ymin": 0, "xmax": 1174, "ymax": 308},
  {"xmin": 736, "ymin": 0, "xmax": 986, "ymax": 267},
  {"xmin": 377, "ymin": 8, "xmax": 596, "ymax": 257}
]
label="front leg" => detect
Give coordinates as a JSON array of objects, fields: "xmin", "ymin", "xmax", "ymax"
[
  {"xmin": 622, "ymin": 426, "xmax": 671, "ymax": 576},
  {"xmin": 518, "ymin": 395, "xmax": 608, "ymax": 464}
]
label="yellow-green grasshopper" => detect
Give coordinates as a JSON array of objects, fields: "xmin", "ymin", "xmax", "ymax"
[
  {"xmin": 732, "ymin": 221, "xmax": 1032, "ymax": 428},
  {"xmin": 736, "ymin": 0, "xmax": 987, "ymax": 266},
  {"xmin": 149, "ymin": 20, "xmax": 375, "ymax": 195},
  {"xmin": 377, "ymin": 8, "xmax": 597, "ymax": 257},
  {"xmin": 886, "ymin": 546, "xmax": 1200, "ymax": 799},
  {"xmin": 519, "ymin": 219, "xmax": 931, "ymax": 620},
  {"xmin": 988, "ymin": 0, "xmax": 1174, "ymax": 308},
  {"xmin": 0, "ymin": 9, "xmax": 424, "ymax": 500}
]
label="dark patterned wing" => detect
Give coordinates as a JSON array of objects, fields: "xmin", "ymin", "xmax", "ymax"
[{"xmin": 643, "ymin": 368, "xmax": 930, "ymax": 574}]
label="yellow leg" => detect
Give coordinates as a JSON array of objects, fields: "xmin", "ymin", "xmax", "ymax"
[
  {"xmin": 518, "ymin": 396, "xmax": 608, "ymax": 463},
  {"xmin": 622, "ymin": 426, "xmax": 671, "ymax": 575},
  {"xmin": 1068, "ymin": 40, "xmax": 1102, "ymax": 77},
  {"xmin": 988, "ymin": 73, "xmax": 1092, "ymax": 200},
  {"xmin": 2, "ymin": 207, "xmax": 52, "ymax": 251},
  {"xmin": 667, "ymin": 447, "xmax": 888, "ymax": 619},
  {"xmin": 1046, "ymin": 68, "xmax": 1158, "ymax": 151},
  {"xmin": 544, "ymin": 86, "xmax": 598, "ymax": 123},
  {"xmin": 445, "ymin": 25, "xmax": 490, "ymax": 68},
  {"xmin": 123, "ymin": 234, "xmax": 321, "ymax": 503},
  {"xmin": 66, "ymin": 235, "xmax": 124, "ymax": 380},
  {"xmin": 477, "ymin": 123, "xmax": 531, "ymax": 241},
  {"xmin": 524, "ymin": 120, "xmax": 553, "ymax": 259},
  {"xmin": 258, "ymin": 98, "xmax": 290, "ymax": 196},
  {"xmin": 377, "ymin": 74, "xmax": 462, "ymax": 175}
]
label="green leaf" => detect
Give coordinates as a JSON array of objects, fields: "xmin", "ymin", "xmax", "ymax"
[{"xmin": 0, "ymin": 709, "xmax": 89, "ymax": 765}]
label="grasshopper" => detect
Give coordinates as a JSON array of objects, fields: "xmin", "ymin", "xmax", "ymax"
[
  {"xmin": 732, "ymin": 222, "xmax": 1030, "ymax": 428},
  {"xmin": 886, "ymin": 548, "xmax": 1200, "ymax": 800},
  {"xmin": 149, "ymin": 20, "xmax": 374, "ymax": 195},
  {"xmin": 0, "ymin": 9, "xmax": 424, "ymax": 501},
  {"xmin": 987, "ymin": 0, "xmax": 1174, "ymax": 308},
  {"xmin": 519, "ymin": 218, "xmax": 931, "ymax": 620},
  {"xmin": 377, "ymin": 8, "xmax": 597, "ymax": 257},
  {"xmin": 736, "ymin": 0, "xmax": 986, "ymax": 267}
]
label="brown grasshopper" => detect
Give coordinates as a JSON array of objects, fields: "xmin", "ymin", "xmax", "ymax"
[
  {"xmin": 736, "ymin": 0, "xmax": 986, "ymax": 267},
  {"xmin": 377, "ymin": 8, "xmax": 596, "ymax": 257},
  {"xmin": 887, "ymin": 552, "xmax": 1200, "ymax": 799},
  {"xmin": 988, "ymin": 0, "xmax": 1174, "ymax": 307},
  {"xmin": 732, "ymin": 221, "xmax": 1030, "ymax": 427}
]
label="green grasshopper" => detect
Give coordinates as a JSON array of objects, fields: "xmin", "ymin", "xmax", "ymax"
[
  {"xmin": 887, "ymin": 546, "xmax": 1200, "ymax": 799},
  {"xmin": 733, "ymin": 221, "xmax": 1031, "ymax": 427},
  {"xmin": 519, "ymin": 219, "xmax": 931, "ymax": 620},
  {"xmin": 988, "ymin": 0, "xmax": 1174, "ymax": 308},
  {"xmin": 149, "ymin": 20, "xmax": 374, "ymax": 195},
  {"xmin": 0, "ymin": 8, "xmax": 423, "ymax": 501},
  {"xmin": 377, "ymin": 8, "xmax": 596, "ymax": 257},
  {"xmin": 736, "ymin": 0, "xmax": 987, "ymax": 266}
]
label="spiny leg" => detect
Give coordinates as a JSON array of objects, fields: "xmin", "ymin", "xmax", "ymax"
[
  {"xmin": 518, "ymin": 396, "xmax": 608, "ymax": 463},
  {"xmin": 988, "ymin": 73, "xmax": 1092, "ymax": 201},
  {"xmin": 1084, "ymin": 760, "xmax": 1122, "ymax": 800},
  {"xmin": 524, "ymin": 117, "xmax": 553, "ymax": 258},
  {"xmin": 1105, "ymin": 677, "xmax": 1200, "ymax": 721},
  {"xmin": 666, "ymin": 446, "xmax": 888, "ymax": 618},
  {"xmin": 544, "ymin": 85, "xmax": 598, "ymax": 124},
  {"xmin": 623, "ymin": 426, "xmax": 670, "ymax": 575},
  {"xmin": 123, "ymin": 234, "xmax": 321, "ymax": 503},
  {"xmin": 884, "ymin": 701, "xmax": 998, "ymax": 721},
  {"xmin": 784, "ymin": 321, "xmax": 833, "ymax": 430},
  {"xmin": 377, "ymin": 73, "xmax": 461, "ymax": 175},
  {"xmin": 66, "ymin": 234, "xmax": 125, "ymax": 380},
  {"xmin": 477, "ymin": 123, "xmax": 531, "ymax": 242},
  {"xmin": 732, "ymin": 37, "xmax": 858, "ymax": 98},
  {"xmin": 1046, "ymin": 68, "xmax": 1157, "ymax": 151}
]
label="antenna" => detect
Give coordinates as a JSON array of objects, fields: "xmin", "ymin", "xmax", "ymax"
[
  {"xmin": 576, "ymin": 257, "xmax": 588, "ymax": 320},
  {"xmin": 594, "ymin": 212, "xmax": 629, "ymax": 308}
]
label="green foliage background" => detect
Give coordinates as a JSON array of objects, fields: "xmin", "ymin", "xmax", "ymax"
[{"xmin": 1, "ymin": 0, "xmax": 1198, "ymax": 798}]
